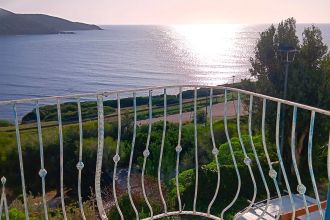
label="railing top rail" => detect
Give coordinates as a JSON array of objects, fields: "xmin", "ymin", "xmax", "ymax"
[{"xmin": 0, "ymin": 84, "xmax": 329, "ymax": 116}]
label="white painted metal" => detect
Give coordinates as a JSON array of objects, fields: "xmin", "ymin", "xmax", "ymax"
[
  {"xmin": 157, "ymin": 89, "xmax": 168, "ymax": 213},
  {"xmin": 207, "ymin": 88, "xmax": 221, "ymax": 215},
  {"xmin": 0, "ymin": 177, "xmax": 9, "ymax": 220},
  {"xmin": 127, "ymin": 92, "xmax": 140, "ymax": 219},
  {"xmin": 193, "ymin": 87, "xmax": 199, "ymax": 213},
  {"xmin": 261, "ymin": 99, "xmax": 282, "ymax": 220},
  {"xmin": 234, "ymin": 93, "xmax": 257, "ymax": 219},
  {"xmin": 175, "ymin": 87, "xmax": 183, "ymax": 212},
  {"xmin": 275, "ymin": 103, "xmax": 295, "ymax": 220},
  {"xmin": 3, "ymin": 85, "xmax": 330, "ymax": 220},
  {"xmin": 247, "ymin": 95, "xmax": 271, "ymax": 219},
  {"xmin": 95, "ymin": 95, "xmax": 108, "ymax": 220},
  {"xmin": 2, "ymin": 85, "xmax": 329, "ymax": 116},
  {"xmin": 77, "ymin": 98, "xmax": 87, "ymax": 220},
  {"xmin": 221, "ymin": 89, "xmax": 242, "ymax": 220},
  {"xmin": 290, "ymin": 106, "xmax": 310, "ymax": 219},
  {"xmin": 113, "ymin": 93, "xmax": 124, "ymax": 219},
  {"xmin": 35, "ymin": 101, "xmax": 49, "ymax": 220},
  {"xmin": 57, "ymin": 99, "xmax": 68, "ymax": 220},
  {"xmin": 141, "ymin": 90, "xmax": 154, "ymax": 218},
  {"xmin": 13, "ymin": 104, "xmax": 29, "ymax": 220},
  {"xmin": 307, "ymin": 111, "xmax": 324, "ymax": 219}
]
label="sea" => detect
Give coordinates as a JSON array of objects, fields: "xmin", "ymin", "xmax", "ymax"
[{"xmin": 0, "ymin": 24, "xmax": 330, "ymax": 119}]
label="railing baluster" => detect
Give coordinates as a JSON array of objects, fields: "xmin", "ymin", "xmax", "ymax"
[
  {"xmin": 127, "ymin": 92, "xmax": 139, "ymax": 219},
  {"xmin": 175, "ymin": 87, "xmax": 183, "ymax": 212},
  {"xmin": 247, "ymin": 95, "xmax": 271, "ymax": 219},
  {"xmin": 221, "ymin": 89, "xmax": 241, "ymax": 219},
  {"xmin": 0, "ymin": 177, "xmax": 9, "ymax": 220},
  {"xmin": 326, "ymin": 131, "xmax": 330, "ymax": 219},
  {"xmin": 35, "ymin": 101, "xmax": 49, "ymax": 220},
  {"xmin": 328, "ymin": 131, "xmax": 330, "ymax": 183},
  {"xmin": 95, "ymin": 95, "xmax": 108, "ymax": 220},
  {"xmin": 234, "ymin": 93, "xmax": 257, "ymax": 219},
  {"xmin": 261, "ymin": 99, "xmax": 282, "ymax": 220},
  {"xmin": 57, "ymin": 99, "xmax": 68, "ymax": 220},
  {"xmin": 207, "ymin": 88, "xmax": 221, "ymax": 215},
  {"xmin": 290, "ymin": 106, "xmax": 310, "ymax": 219},
  {"xmin": 112, "ymin": 93, "xmax": 124, "ymax": 219},
  {"xmin": 193, "ymin": 87, "xmax": 199, "ymax": 213},
  {"xmin": 141, "ymin": 90, "xmax": 154, "ymax": 218},
  {"xmin": 0, "ymin": 85, "xmax": 329, "ymax": 220},
  {"xmin": 157, "ymin": 89, "xmax": 168, "ymax": 213},
  {"xmin": 327, "ymin": 132, "xmax": 330, "ymax": 184},
  {"xmin": 13, "ymin": 104, "xmax": 29, "ymax": 220},
  {"xmin": 76, "ymin": 98, "xmax": 87, "ymax": 220},
  {"xmin": 276, "ymin": 103, "xmax": 295, "ymax": 220},
  {"xmin": 307, "ymin": 111, "xmax": 324, "ymax": 219}
]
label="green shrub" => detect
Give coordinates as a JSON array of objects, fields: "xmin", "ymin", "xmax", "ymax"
[
  {"xmin": 167, "ymin": 134, "xmax": 278, "ymax": 219},
  {"xmin": 0, "ymin": 120, "xmax": 12, "ymax": 127},
  {"xmin": 1, "ymin": 208, "xmax": 37, "ymax": 220}
]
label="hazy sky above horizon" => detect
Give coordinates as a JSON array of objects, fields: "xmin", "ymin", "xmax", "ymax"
[{"xmin": 1, "ymin": 0, "xmax": 330, "ymax": 25}]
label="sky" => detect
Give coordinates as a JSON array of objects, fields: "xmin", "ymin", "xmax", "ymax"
[{"xmin": 1, "ymin": 0, "xmax": 330, "ymax": 25}]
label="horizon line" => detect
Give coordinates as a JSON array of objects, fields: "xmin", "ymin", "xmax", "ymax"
[{"xmin": 96, "ymin": 22, "xmax": 330, "ymax": 26}]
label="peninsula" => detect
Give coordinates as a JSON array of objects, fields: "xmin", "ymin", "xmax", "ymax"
[{"xmin": 0, "ymin": 8, "xmax": 102, "ymax": 35}]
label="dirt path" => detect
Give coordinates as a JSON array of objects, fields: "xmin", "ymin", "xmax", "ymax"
[
  {"xmin": 0, "ymin": 99, "xmax": 244, "ymax": 132},
  {"xmin": 137, "ymin": 100, "xmax": 246, "ymax": 125}
]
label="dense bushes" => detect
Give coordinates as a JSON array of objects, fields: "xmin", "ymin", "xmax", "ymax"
[
  {"xmin": 1, "ymin": 208, "xmax": 37, "ymax": 220},
  {"xmin": 167, "ymin": 135, "xmax": 278, "ymax": 218},
  {"xmin": 22, "ymin": 102, "xmax": 115, "ymax": 123},
  {"xmin": 1, "ymin": 113, "xmax": 327, "ymax": 219},
  {"xmin": 20, "ymin": 94, "xmax": 178, "ymax": 123},
  {"xmin": 0, "ymin": 115, "xmax": 239, "ymax": 195},
  {"xmin": 0, "ymin": 119, "xmax": 12, "ymax": 127}
]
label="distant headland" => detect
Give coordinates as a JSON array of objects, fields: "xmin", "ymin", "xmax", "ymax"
[{"xmin": 0, "ymin": 8, "xmax": 102, "ymax": 35}]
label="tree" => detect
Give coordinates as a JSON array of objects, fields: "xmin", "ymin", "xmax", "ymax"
[
  {"xmin": 247, "ymin": 18, "xmax": 330, "ymax": 173},
  {"xmin": 249, "ymin": 18, "xmax": 299, "ymax": 97}
]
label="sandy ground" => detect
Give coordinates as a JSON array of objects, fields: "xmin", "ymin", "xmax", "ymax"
[{"xmin": 137, "ymin": 100, "xmax": 246, "ymax": 125}]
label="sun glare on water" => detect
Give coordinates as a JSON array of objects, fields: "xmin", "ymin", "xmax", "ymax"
[{"xmin": 169, "ymin": 24, "xmax": 247, "ymax": 85}]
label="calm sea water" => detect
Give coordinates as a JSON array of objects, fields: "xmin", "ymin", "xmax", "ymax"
[{"xmin": 0, "ymin": 24, "xmax": 330, "ymax": 119}]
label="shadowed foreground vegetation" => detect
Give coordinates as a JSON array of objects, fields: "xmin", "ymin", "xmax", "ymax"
[{"xmin": 1, "ymin": 111, "xmax": 328, "ymax": 219}]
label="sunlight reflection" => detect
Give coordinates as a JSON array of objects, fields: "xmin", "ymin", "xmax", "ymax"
[
  {"xmin": 171, "ymin": 24, "xmax": 242, "ymax": 64},
  {"xmin": 168, "ymin": 24, "xmax": 246, "ymax": 85}
]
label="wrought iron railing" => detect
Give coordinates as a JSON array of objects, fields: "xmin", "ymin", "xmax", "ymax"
[{"xmin": 0, "ymin": 85, "xmax": 329, "ymax": 220}]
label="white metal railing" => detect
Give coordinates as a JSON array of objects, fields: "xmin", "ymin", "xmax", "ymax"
[{"xmin": 0, "ymin": 85, "xmax": 330, "ymax": 220}]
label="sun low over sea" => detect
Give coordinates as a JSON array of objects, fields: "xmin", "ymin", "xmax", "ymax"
[{"xmin": 0, "ymin": 24, "xmax": 330, "ymax": 118}]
